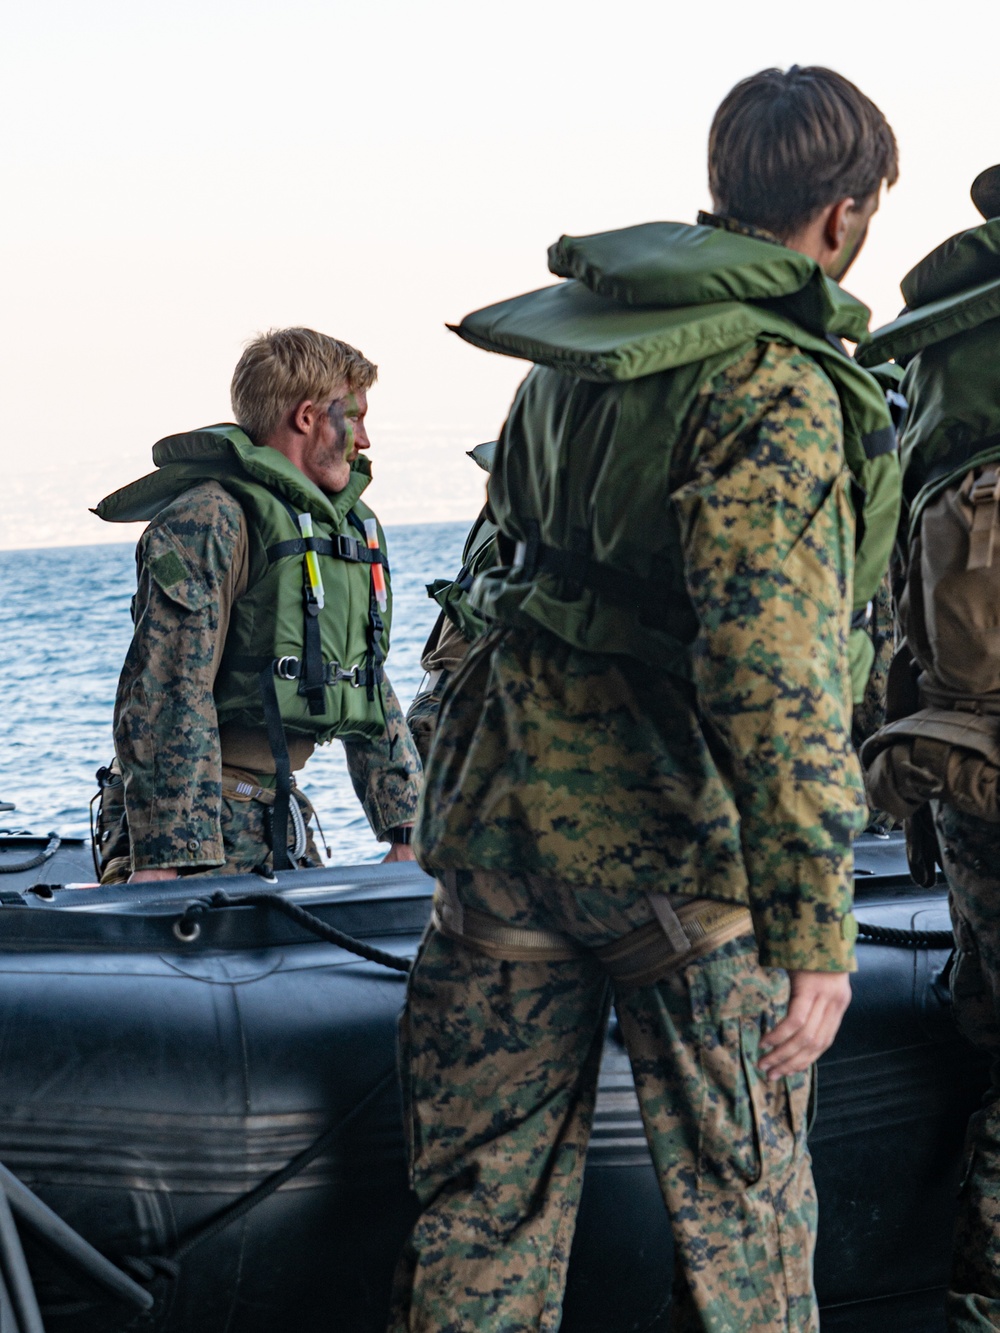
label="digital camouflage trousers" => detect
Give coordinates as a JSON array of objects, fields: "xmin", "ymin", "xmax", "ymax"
[
  {"xmin": 388, "ymin": 869, "xmax": 817, "ymax": 1333},
  {"xmin": 936, "ymin": 804, "xmax": 1000, "ymax": 1331}
]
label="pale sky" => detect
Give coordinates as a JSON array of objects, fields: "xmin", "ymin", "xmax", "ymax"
[{"xmin": 1, "ymin": 0, "xmax": 995, "ymax": 549}]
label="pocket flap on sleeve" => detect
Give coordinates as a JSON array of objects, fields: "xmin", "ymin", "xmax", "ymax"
[{"xmin": 143, "ymin": 526, "xmax": 212, "ymax": 612}]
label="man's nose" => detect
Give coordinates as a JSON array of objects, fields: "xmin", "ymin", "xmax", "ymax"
[{"xmin": 354, "ymin": 426, "xmax": 371, "ymax": 451}]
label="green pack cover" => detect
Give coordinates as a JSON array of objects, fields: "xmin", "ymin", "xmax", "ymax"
[
  {"xmin": 453, "ymin": 222, "xmax": 900, "ymax": 685},
  {"xmin": 425, "ymin": 442, "xmax": 499, "ymax": 643},
  {"xmin": 96, "ymin": 425, "xmax": 390, "ymax": 742},
  {"xmin": 857, "ymin": 217, "xmax": 1000, "ymax": 534}
]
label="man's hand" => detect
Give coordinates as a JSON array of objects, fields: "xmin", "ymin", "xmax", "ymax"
[
  {"xmin": 128, "ymin": 868, "xmax": 180, "ymax": 883},
  {"xmin": 382, "ymin": 843, "xmax": 416, "ymax": 864},
  {"xmin": 759, "ymin": 970, "xmax": 851, "ymax": 1080}
]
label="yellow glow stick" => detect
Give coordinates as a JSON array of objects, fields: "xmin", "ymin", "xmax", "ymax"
[{"xmin": 297, "ymin": 513, "xmax": 325, "ymax": 609}]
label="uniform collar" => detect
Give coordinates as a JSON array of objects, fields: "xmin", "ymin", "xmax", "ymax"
[{"xmin": 697, "ymin": 210, "xmax": 787, "ymax": 249}]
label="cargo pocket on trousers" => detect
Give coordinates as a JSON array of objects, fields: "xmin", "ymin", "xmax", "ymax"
[
  {"xmin": 697, "ymin": 1018, "xmax": 809, "ymax": 1190},
  {"xmin": 696, "ymin": 1017, "xmax": 764, "ymax": 1190}
]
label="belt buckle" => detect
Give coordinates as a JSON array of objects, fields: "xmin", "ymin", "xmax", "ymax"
[
  {"xmin": 275, "ymin": 655, "xmax": 299, "ymax": 680},
  {"xmin": 348, "ymin": 665, "xmax": 362, "ymax": 689}
]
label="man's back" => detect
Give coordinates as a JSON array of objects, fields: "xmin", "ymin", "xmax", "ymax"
[
  {"xmin": 390, "ymin": 66, "xmax": 899, "ymax": 1333},
  {"xmin": 419, "ymin": 337, "xmax": 862, "ymax": 970}
]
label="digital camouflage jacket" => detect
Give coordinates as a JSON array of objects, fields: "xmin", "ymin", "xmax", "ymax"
[{"xmin": 417, "ymin": 336, "xmax": 868, "ymax": 972}]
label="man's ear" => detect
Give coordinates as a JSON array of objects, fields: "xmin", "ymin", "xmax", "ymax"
[
  {"xmin": 823, "ymin": 198, "xmax": 856, "ymax": 255},
  {"xmin": 291, "ymin": 400, "xmax": 317, "ymax": 436}
]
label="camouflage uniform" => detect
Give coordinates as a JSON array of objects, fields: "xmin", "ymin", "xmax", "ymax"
[
  {"xmin": 391, "ymin": 334, "xmax": 866, "ymax": 1332},
  {"xmin": 934, "ymin": 805, "xmax": 1000, "ymax": 1330},
  {"xmin": 113, "ymin": 481, "xmax": 421, "ymax": 876}
]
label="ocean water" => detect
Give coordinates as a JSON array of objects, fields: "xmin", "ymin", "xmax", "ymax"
[{"xmin": 0, "ymin": 522, "xmax": 468, "ymax": 865}]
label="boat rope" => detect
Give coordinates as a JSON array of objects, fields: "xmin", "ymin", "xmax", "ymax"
[
  {"xmin": 0, "ymin": 834, "xmax": 61, "ymax": 875},
  {"xmin": 175, "ymin": 893, "xmax": 956, "ymax": 968},
  {"xmin": 856, "ymin": 920, "xmax": 954, "ymax": 949},
  {"xmin": 174, "ymin": 893, "xmax": 958, "ymax": 970},
  {"xmin": 175, "ymin": 890, "xmax": 413, "ymax": 973}
]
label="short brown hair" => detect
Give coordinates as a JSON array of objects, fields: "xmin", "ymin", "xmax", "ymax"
[
  {"xmin": 708, "ymin": 66, "xmax": 899, "ymax": 238},
  {"xmin": 231, "ymin": 327, "xmax": 377, "ymax": 444}
]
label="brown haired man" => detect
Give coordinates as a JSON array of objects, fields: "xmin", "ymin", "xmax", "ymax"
[
  {"xmin": 97, "ymin": 327, "xmax": 421, "ymax": 881},
  {"xmin": 390, "ymin": 68, "xmax": 899, "ymax": 1332}
]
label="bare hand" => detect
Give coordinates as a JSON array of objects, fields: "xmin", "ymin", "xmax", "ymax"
[
  {"xmin": 128, "ymin": 868, "xmax": 180, "ymax": 883},
  {"xmin": 382, "ymin": 843, "xmax": 416, "ymax": 864},
  {"xmin": 758, "ymin": 970, "xmax": 851, "ymax": 1080}
]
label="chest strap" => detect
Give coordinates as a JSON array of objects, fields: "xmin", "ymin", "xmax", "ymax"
[
  {"xmin": 431, "ymin": 876, "xmax": 752, "ymax": 988},
  {"xmin": 511, "ymin": 522, "xmax": 697, "ymax": 636},
  {"xmin": 230, "ymin": 655, "xmax": 384, "ymax": 689},
  {"xmin": 265, "ymin": 534, "xmax": 388, "ymax": 566}
]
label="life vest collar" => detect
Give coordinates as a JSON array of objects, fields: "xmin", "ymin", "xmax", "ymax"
[
  {"xmin": 95, "ymin": 424, "xmax": 371, "ymax": 527},
  {"xmin": 547, "ymin": 220, "xmax": 871, "ymax": 342},
  {"xmin": 858, "ymin": 218, "xmax": 1000, "ymax": 367},
  {"xmin": 153, "ymin": 425, "xmax": 371, "ymax": 526}
]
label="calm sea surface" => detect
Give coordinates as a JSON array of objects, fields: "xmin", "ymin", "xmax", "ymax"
[{"xmin": 0, "ymin": 523, "xmax": 468, "ymax": 865}]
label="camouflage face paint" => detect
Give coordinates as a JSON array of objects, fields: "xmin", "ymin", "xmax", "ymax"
[
  {"xmin": 326, "ymin": 398, "xmax": 353, "ymax": 454},
  {"xmin": 342, "ymin": 393, "xmax": 358, "ymax": 454}
]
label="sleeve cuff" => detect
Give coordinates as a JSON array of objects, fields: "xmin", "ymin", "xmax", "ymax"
[
  {"xmin": 753, "ymin": 908, "xmax": 858, "ymax": 973},
  {"xmin": 128, "ymin": 828, "xmax": 225, "ymax": 871}
]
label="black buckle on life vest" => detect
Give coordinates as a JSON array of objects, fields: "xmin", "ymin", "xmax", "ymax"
[
  {"xmin": 272, "ymin": 656, "xmax": 380, "ymax": 690},
  {"xmin": 332, "ymin": 534, "xmax": 365, "ymax": 562},
  {"xmin": 326, "ymin": 663, "xmax": 362, "ymax": 689}
]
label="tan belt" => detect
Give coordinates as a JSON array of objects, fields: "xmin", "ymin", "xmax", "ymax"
[
  {"xmin": 431, "ymin": 875, "xmax": 753, "ymax": 988},
  {"xmin": 221, "ymin": 765, "xmax": 276, "ymax": 805}
]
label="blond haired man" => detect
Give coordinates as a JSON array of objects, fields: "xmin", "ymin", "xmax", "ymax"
[{"xmin": 97, "ymin": 328, "xmax": 420, "ymax": 880}]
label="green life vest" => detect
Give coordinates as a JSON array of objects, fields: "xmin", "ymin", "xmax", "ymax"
[
  {"xmin": 425, "ymin": 441, "xmax": 499, "ymax": 643},
  {"xmin": 453, "ymin": 221, "xmax": 900, "ymax": 688},
  {"xmin": 857, "ymin": 216, "xmax": 1000, "ymax": 536},
  {"xmin": 96, "ymin": 424, "xmax": 391, "ymax": 744}
]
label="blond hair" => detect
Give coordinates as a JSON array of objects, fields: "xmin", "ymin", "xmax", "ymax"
[{"xmin": 231, "ymin": 328, "xmax": 377, "ymax": 444}]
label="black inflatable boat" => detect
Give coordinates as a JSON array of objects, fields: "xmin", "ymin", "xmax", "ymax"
[{"xmin": 0, "ymin": 827, "xmax": 986, "ymax": 1332}]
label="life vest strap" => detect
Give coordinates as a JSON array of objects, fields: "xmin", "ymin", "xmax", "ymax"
[
  {"xmin": 256, "ymin": 666, "xmax": 293, "ymax": 872},
  {"xmin": 511, "ymin": 524, "xmax": 695, "ymax": 635},
  {"xmin": 265, "ymin": 535, "xmax": 387, "ymax": 567},
  {"xmin": 229, "ymin": 655, "xmax": 385, "ymax": 689}
]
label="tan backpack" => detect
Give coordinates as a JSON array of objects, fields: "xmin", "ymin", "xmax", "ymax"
[{"xmin": 862, "ymin": 465, "xmax": 1000, "ymax": 841}]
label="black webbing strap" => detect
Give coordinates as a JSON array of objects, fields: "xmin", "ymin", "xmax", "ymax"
[
  {"xmin": 299, "ymin": 570, "xmax": 326, "ymax": 717},
  {"xmin": 513, "ymin": 523, "xmax": 696, "ymax": 635},
  {"xmin": 533, "ymin": 545, "xmax": 642, "ymax": 608},
  {"xmin": 265, "ymin": 535, "xmax": 386, "ymax": 565},
  {"xmin": 230, "ymin": 656, "xmax": 383, "ymax": 688},
  {"xmin": 257, "ymin": 667, "xmax": 293, "ymax": 872},
  {"xmin": 346, "ymin": 511, "xmax": 386, "ymax": 706},
  {"xmin": 861, "ymin": 425, "xmax": 897, "ymax": 459}
]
